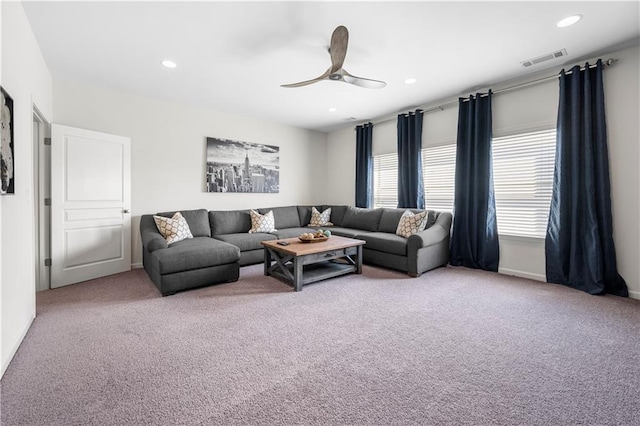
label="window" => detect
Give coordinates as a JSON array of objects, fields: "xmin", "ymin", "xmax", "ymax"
[
  {"xmin": 374, "ymin": 128, "xmax": 555, "ymax": 239},
  {"xmin": 373, "ymin": 153, "xmax": 398, "ymax": 208},
  {"xmin": 421, "ymin": 144, "xmax": 456, "ymax": 212},
  {"xmin": 492, "ymin": 129, "xmax": 556, "ymax": 238},
  {"xmin": 374, "ymin": 145, "xmax": 457, "ymax": 210}
]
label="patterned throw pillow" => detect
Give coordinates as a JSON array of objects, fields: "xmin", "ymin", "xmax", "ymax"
[
  {"xmin": 153, "ymin": 212, "xmax": 193, "ymax": 245},
  {"xmin": 308, "ymin": 207, "xmax": 333, "ymax": 227},
  {"xmin": 396, "ymin": 210, "xmax": 429, "ymax": 238},
  {"xmin": 249, "ymin": 209, "xmax": 277, "ymax": 233}
]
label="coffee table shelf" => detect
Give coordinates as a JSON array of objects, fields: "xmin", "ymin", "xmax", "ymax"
[{"xmin": 270, "ymin": 261, "xmax": 355, "ymax": 287}]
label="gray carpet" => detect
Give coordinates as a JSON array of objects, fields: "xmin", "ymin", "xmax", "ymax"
[{"xmin": 1, "ymin": 264, "xmax": 639, "ymax": 425}]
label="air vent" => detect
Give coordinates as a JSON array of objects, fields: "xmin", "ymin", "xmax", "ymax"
[{"xmin": 521, "ymin": 49, "xmax": 568, "ymax": 68}]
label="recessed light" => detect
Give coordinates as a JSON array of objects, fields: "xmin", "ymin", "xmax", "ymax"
[
  {"xmin": 328, "ymin": 107, "xmax": 337, "ymax": 112},
  {"xmin": 557, "ymin": 15, "xmax": 582, "ymax": 28},
  {"xmin": 162, "ymin": 60, "xmax": 177, "ymax": 68},
  {"xmin": 404, "ymin": 78, "xmax": 417, "ymax": 85}
]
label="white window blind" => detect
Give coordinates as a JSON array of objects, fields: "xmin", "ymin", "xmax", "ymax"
[
  {"xmin": 422, "ymin": 144, "xmax": 456, "ymax": 212},
  {"xmin": 373, "ymin": 153, "xmax": 398, "ymax": 208},
  {"xmin": 492, "ymin": 129, "xmax": 556, "ymax": 238},
  {"xmin": 375, "ymin": 146, "xmax": 456, "ymax": 211},
  {"xmin": 373, "ymin": 129, "xmax": 555, "ymax": 238}
]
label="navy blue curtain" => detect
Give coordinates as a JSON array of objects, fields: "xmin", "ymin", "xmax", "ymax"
[
  {"xmin": 355, "ymin": 122, "xmax": 373, "ymax": 208},
  {"xmin": 450, "ymin": 91, "xmax": 499, "ymax": 271},
  {"xmin": 397, "ymin": 110, "xmax": 424, "ymax": 209},
  {"xmin": 545, "ymin": 60, "xmax": 628, "ymax": 296}
]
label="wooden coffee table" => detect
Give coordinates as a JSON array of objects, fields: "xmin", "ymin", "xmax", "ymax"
[{"xmin": 262, "ymin": 235, "xmax": 365, "ymax": 291}]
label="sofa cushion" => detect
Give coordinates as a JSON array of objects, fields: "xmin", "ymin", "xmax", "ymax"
[
  {"xmin": 259, "ymin": 206, "xmax": 300, "ymax": 229},
  {"xmin": 323, "ymin": 205, "xmax": 348, "ymax": 227},
  {"xmin": 326, "ymin": 227, "xmax": 372, "ymax": 239},
  {"xmin": 357, "ymin": 232, "xmax": 408, "ymax": 256},
  {"xmin": 249, "ymin": 210, "xmax": 277, "ymax": 233},
  {"xmin": 297, "ymin": 206, "xmax": 313, "ymax": 227},
  {"xmin": 156, "ymin": 209, "xmax": 211, "ymax": 237},
  {"xmin": 425, "ymin": 210, "xmax": 438, "ymax": 229},
  {"xmin": 214, "ymin": 233, "xmax": 277, "ymax": 252},
  {"xmin": 342, "ymin": 207, "xmax": 383, "ymax": 231},
  {"xmin": 378, "ymin": 209, "xmax": 406, "ymax": 233},
  {"xmin": 273, "ymin": 227, "xmax": 316, "ymax": 239},
  {"xmin": 209, "ymin": 210, "xmax": 252, "ymax": 235},
  {"xmin": 153, "ymin": 212, "xmax": 193, "ymax": 245},
  {"xmin": 150, "ymin": 237, "xmax": 240, "ymax": 275}
]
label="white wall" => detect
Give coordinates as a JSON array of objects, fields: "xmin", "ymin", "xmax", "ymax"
[
  {"xmin": 1, "ymin": 2, "xmax": 53, "ymax": 376},
  {"xmin": 53, "ymin": 81, "xmax": 328, "ymax": 267},
  {"xmin": 605, "ymin": 45, "xmax": 640, "ymax": 299},
  {"xmin": 0, "ymin": 0, "xmax": 4, "ymax": 378},
  {"xmin": 326, "ymin": 126, "xmax": 355, "ymax": 205},
  {"xmin": 326, "ymin": 44, "xmax": 640, "ymax": 299}
]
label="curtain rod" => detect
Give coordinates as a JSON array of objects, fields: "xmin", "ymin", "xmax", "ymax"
[{"xmin": 356, "ymin": 58, "xmax": 618, "ymax": 129}]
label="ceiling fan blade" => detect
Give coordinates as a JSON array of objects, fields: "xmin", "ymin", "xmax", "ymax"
[
  {"xmin": 281, "ymin": 26, "xmax": 385, "ymax": 90},
  {"xmin": 281, "ymin": 68, "xmax": 332, "ymax": 88},
  {"xmin": 342, "ymin": 69, "xmax": 387, "ymax": 89},
  {"xmin": 329, "ymin": 26, "xmax": 349, "ymax": 73}
]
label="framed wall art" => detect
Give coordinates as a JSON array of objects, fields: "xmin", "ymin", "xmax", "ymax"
[
  {"xmin": 206, "ymin": 137, "xmax": 279, "ymax": 193},
  {"xmin": 1, "ymin": 86, "xmax": 14, "ymax": 195}
]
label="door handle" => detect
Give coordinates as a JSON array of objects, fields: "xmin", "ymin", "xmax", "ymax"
[{"xmin": 123, "ymin": 209, "xmax": 130, "ymax": 214}]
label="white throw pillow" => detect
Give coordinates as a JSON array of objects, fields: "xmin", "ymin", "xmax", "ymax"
[
  {"xmin": 396, "ymin": 210, "xmax": 429, "ymax": 238},
  {"xmin": 249, "ymin": 210, "xmax": 277, "ymax": 233},
  {"xmin": 308, "ymin": 207, "xmax": 333, "ymax": 227},
  {"xmin": 153, "ymin": 212, "xmax": 193, "ymax": 245}
]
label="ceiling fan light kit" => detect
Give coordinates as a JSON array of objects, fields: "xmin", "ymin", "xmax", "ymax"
[{"xmin": 281, "ymin": 25, "xmax": 386, "ymax": 89}]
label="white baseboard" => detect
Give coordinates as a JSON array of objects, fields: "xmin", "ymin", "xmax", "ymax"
[
  {"xmin": 132, "ymin": 262, "xmax": 143, "ymax": 269},
  {"xmin": 1, "ymin": 315, "xmax": 35, "ymax": 379},
  {"xmin": 498, "ymin": 267, "xmax": 546, "ymax": 282},
  {"xmin": 499, "ymin": 268, "xmax": 640, "ymax": 300}
]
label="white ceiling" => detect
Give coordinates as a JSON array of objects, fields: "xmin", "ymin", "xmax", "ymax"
[{"xmin": 22, "ymin": 1, "xmax": 640, "ymax": 133}]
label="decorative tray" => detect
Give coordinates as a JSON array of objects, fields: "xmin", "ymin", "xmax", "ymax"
[{"xmin": 298, "ymin": 236, "xmax": 329, "ymax": 243}]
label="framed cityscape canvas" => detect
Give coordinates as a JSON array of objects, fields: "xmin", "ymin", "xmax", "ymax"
[
  {"xmin": 1, "ymin": 86, "xmax": 14, "ymax": 195},
  {"xmin": 206, "ymin": 137, "xmax": 279, "ymax": 193}
]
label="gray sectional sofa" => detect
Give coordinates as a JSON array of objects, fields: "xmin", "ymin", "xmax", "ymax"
[{"xmin": 140, "ymin": 205, "xmax": 452, "ymax": 296}]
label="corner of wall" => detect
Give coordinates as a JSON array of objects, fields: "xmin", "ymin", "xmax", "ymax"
[
  {"xmin": 0, "ymin": 0, "xmax": 4, "ymax": 378},
  {"xmin": 1, "ymin": 1, "xmax": 53, "ymax": 378},
  {"xmin": 326, "ymin": 126, "xmax": 356, "ymax": 205}
]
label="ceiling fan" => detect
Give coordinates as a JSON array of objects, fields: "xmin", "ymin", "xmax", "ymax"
[{"xmin": 281, "ymin": 25, "xmax": 386, "ymax": 89}]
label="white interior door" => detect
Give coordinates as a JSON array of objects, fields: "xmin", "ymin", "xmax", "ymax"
[{"xmin": 51, "ymin": 124, "xmax": 131, "ymax": 288}]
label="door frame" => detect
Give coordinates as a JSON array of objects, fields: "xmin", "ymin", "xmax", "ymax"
[{"xmin": 33, "ymin": 105, "xmax": 51, "ymax": 292}]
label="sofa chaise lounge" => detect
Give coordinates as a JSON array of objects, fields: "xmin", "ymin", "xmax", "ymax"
[{"xmin": 140, "ymin": 205, "xmax": 452, "ymax": 296}]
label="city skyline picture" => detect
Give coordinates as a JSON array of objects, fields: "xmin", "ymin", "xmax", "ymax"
[{"xmin": 206, "ymin": 137, "xmax": 279, "ymax": 193}]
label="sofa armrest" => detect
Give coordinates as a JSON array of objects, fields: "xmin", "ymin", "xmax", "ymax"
[
  {"xmin": 143, "ymin": 232, "xmax": 168, "ymax": 252},
  {"xmin": 140, "ymin": 214, "xmax": 168, "ymax": 252},
  {"xmin": 406, "ymin": 212, "xmax": 452, "ymax": 277},
  {"xmin": 407, "ymin": 213, "xmax": 452, "ymax": 250}
]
